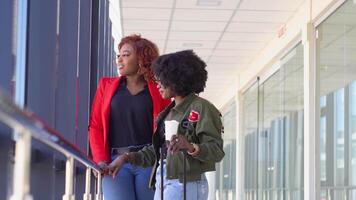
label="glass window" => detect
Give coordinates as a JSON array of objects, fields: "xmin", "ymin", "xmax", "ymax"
[
  {"xmin": 334, "ymin": 89, "xmax": 345, "ymax": 186},
  {"xmin": 317, "ymin": 0, "xmax": 356, "ymax": 199},
  {"xmin": 242, "ymin": 43, "xmax": 304, "ymax": 200},
  {"xmin": 321, "ymin": 116, "xmax": 327, "ymax": 182},
  {"xmin": 216, "ymin": 102, "xmax": 237, "ymax": 200},
  {"xmin": 350, "ymin": 82, "xmax": 356, "ymax": 189},
  {"xmin": 242, "ymin": 82, "xmax": 259, "ymax": 200}
]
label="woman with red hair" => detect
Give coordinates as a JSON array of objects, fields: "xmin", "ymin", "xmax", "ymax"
[{"xmin": 88, "ymin": 34, "xmax": 170, "ymax": 200}]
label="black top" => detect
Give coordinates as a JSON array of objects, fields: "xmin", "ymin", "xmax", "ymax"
[{"xmin": 109, "ymin": 78, "xmax": 153, "ymax": 148}]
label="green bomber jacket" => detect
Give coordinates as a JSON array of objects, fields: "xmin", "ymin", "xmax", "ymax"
[{"xmin": 129, "ymin": 93, "xmax": 225, "ymax": 188}]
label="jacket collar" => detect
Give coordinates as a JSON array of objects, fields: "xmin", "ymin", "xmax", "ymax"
[
  {"xmin": 156, "ymin": 93, "xmax": 197, "ymax": 121},
  {"xmin": 155, "ymin": 101, "xmax": 175, "ymax": 124},
  {"xmin": 172, "ymin": 93, "xmax": 197, "ymax": 113}
]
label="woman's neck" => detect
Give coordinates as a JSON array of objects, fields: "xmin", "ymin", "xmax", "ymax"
[
  {"xmin": 125, "ymin": 74, "xmax": 145, "ymax": 87},
  {"xmin": 174, "ymin": 95, "xmax": 185, "ymax": 105}
]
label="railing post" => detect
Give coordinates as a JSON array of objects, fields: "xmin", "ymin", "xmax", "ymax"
[
  {"xmin": 83, "ymin": 167, "xmax": 92, "ymax": 200},
  {"xmin": 63, "ymin": 157, "xmax": 75, "ymax": 200},
  {"xmin": 96, "ymin": 173, "xmax": 103, "ymax": 200},
  {"xmin": 10, "ymin": 129, "xmax": 33, "ymax": 200}
]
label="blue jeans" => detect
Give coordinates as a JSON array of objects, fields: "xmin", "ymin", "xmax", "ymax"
[
  {"xmin": 102, "ymin": 162, "xmax": 154, "ymax": 200},
  {"xmin": 154, "ymin": 161, "xmax": 209, "ymax": 200}
]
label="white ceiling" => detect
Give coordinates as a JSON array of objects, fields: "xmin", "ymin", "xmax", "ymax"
[{"xmin": 117, "ymin": 0, "xmax": 305, "ymax": 103}]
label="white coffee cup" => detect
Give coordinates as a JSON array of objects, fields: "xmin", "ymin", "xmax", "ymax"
[{"xmin": 164, "ymin": 120, "xmax": 179, "ymax": 141}]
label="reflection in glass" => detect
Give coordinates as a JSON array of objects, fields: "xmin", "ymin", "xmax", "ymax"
[
  {"xmin": 334, "ymin": 89, "xmax": 345, "ymax": 186},
  {"xmin": 242, "ymin": 43, "xmax": 304, "ymax": 200},
  {"xmin": 317, "ymin": 0, "xmax": 356, "ymax": 199},
  {"xmin": 242, "ymin": 82, "xmax": 258, "ymax": 200},
  {"xmin": 320, "ymin": 116, "xmax": 327, "ymax": 181},
  {"xmin": 216, "ymin": 102, "xmax": 237, "ymax": 200}
]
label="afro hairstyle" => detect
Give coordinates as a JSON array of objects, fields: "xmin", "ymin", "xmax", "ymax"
[{"xmin": 152, "ymin": 50, "xmax": 208, "ymax": 97}]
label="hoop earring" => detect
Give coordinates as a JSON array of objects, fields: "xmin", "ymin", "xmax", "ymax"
[{"xmin": 137, "ymin": 65, "xmax": 142, "ymax": 75}]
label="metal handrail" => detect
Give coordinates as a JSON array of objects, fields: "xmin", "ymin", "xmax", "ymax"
[
  {"xmin": 244, "ymin": 188, "xmax": 304, "ymax": 200},
  {"xmin": 320, "ymin": 186, "xmax": 356, "ymax": 200},
  {"xmin": 0, "ymin": 89, "xmax": 102, "ymax": 200},
  {"xmin": 321, "ymin": 186, "xmax": 356, "ymax": 190}
]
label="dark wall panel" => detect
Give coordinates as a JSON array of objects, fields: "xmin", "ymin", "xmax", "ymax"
[
  {"xmin": 55, "ymin": 0, "xmax": 78, "ymax": 142},
  {"xmin": 27, "ymin": 0, "xmax": 58, "ymax": 126},
  {"xmin": 77, "ymin": 0, "xmax": 92, "ymax": 152},
  {"xmin": 0, "ymin": 0, "xmax": 15, "ymax": 95},
  {"xmin": 0, "ymin": 128, "xmax": 13, "ymax": 199},
  {"xmin": 0, "ymin": 0, "xmax": 114, "ymax": 198},
  {"xmin": 26, "ymin": 1, "xmax": 59, "ymax": 198},
  {"xmin": 0, "ymin": 0, "xmax": 15, "ymax": 199}
]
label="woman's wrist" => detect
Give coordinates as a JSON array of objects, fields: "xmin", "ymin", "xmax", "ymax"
[
  {"xmin": 187, "ymin": 143, "xmax": 200, "ymax": 156},
  {"xmin": 187, "ymin": 143, "xmax": 195, "ymax": 153},
  {"xmin": 123, "ymin": 152, "xmax": 133, "ymax": 163}
]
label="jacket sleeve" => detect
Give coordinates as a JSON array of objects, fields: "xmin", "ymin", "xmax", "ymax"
[
  {"xmin": 192, "ymin": 103, "xmax": 225, "ymax": 163},
  {"xmin": 129, "ymin": 145, "xmax": 156, "ymax": 167},
  {"xmin": 88, "ymin": 79, "xmax": 109, "ymax": 163}
]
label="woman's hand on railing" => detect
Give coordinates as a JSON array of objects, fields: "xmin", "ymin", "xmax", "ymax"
[
  {"xmin": 93, "ymin": 161, "xmax": 109, "ymax": 177},
  {"xmin": 108, "ymin": 154, "xmax": 129, "ymax": 178}
]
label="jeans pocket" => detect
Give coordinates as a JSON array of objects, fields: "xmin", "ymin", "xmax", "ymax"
[{"xmin": 197, "ymin": 177, "xmax": 209, "ymax": 200}]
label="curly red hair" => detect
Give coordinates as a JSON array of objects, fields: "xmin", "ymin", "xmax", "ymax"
[{"xmin": 118, "ymin": 34, "xmax": 159, "ymax": 81}]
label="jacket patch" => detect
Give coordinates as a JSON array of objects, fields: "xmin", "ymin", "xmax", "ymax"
[
  {"xmin": 188, "ymin": 110, "xmax": 200, "ymax": 122},
  {"xmin": 181, "ymin": 119, "xmax": 189, "ymax": 129}
]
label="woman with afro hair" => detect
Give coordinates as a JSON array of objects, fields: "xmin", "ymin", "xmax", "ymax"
[
  {"xmin": 108, "ymin": 50, "xmax": 225, "ymax": 200},
  {"xmin": 88, "ymin": 34, "xmax": 171, "ymax": 200}
]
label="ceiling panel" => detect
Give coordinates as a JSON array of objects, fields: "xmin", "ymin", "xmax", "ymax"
[
  {"xmin": 123, "ymin": 30, "xmax": 167, "ymax": 40},
  {"xmin": 121, "ymin": 0, "xmax": 174, "ymax": 8},
  {"xmin": 168, "ymin": 31, "xmax": 221, "ymax": 41},
  {"xmin": 166, "ymin": 40, "xmax": 217, "ymax": 49},
  {"xmin": 221, "ymin": 32, "xmax": 275, "ymax": 42},
  {"xmin": 233, "ymin": 10, "xmax": 292, "ymax": 23},
  {"xmin": 217, "ymin": 41, "xmax": 266, "ymax": 50},
  {"xmin": 175, "ymin": 0, "xmax": 240, "ymax": 9},
  {"xmin": 122, "ymin": 8, "xmax": 172, "ymax": 20},
  {"xmin": 165, "ymin": 48, "xmax": 213, "ymax": 57},
  {"xmin": 214, "ymin": 49, "xmax": 258, "ymax": 56},
  {"xmin": 239, "ymin": 0, "xmax": 304, "ymax": 11},
  {"xmin": 171, "ymin": 21, "xmax": 226, "ymax": 31},
  {"xmin": 227, "ymin": 22, "xmax": 281, "ymax": 33},
  {"xmin": 207, "ymin": 64, "xmax": 245, "ymax": 71},
  {"xmin": 209, "ymin": 53, "xmax": 251, "ymax": 64},
  {"xmin": 173, "ymin": 9, "xmax": 233, "ymax": 21},
  {"xmin": 123, "ymin": 20, "xmax": 169, "ymax": 31}
]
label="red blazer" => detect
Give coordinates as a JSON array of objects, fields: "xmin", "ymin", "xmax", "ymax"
[{"xmin": 88, "ymin": 77, "xmax": 171, "ymax": 163}]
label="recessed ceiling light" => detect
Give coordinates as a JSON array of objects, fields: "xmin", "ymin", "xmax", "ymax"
[
  {"xmin": 197, "ymin": 0, "xmax": 221, "ymax": 6},
  {"xmin": 182, "ymin": 43, "xmax": 203, "ymax": 47}
]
